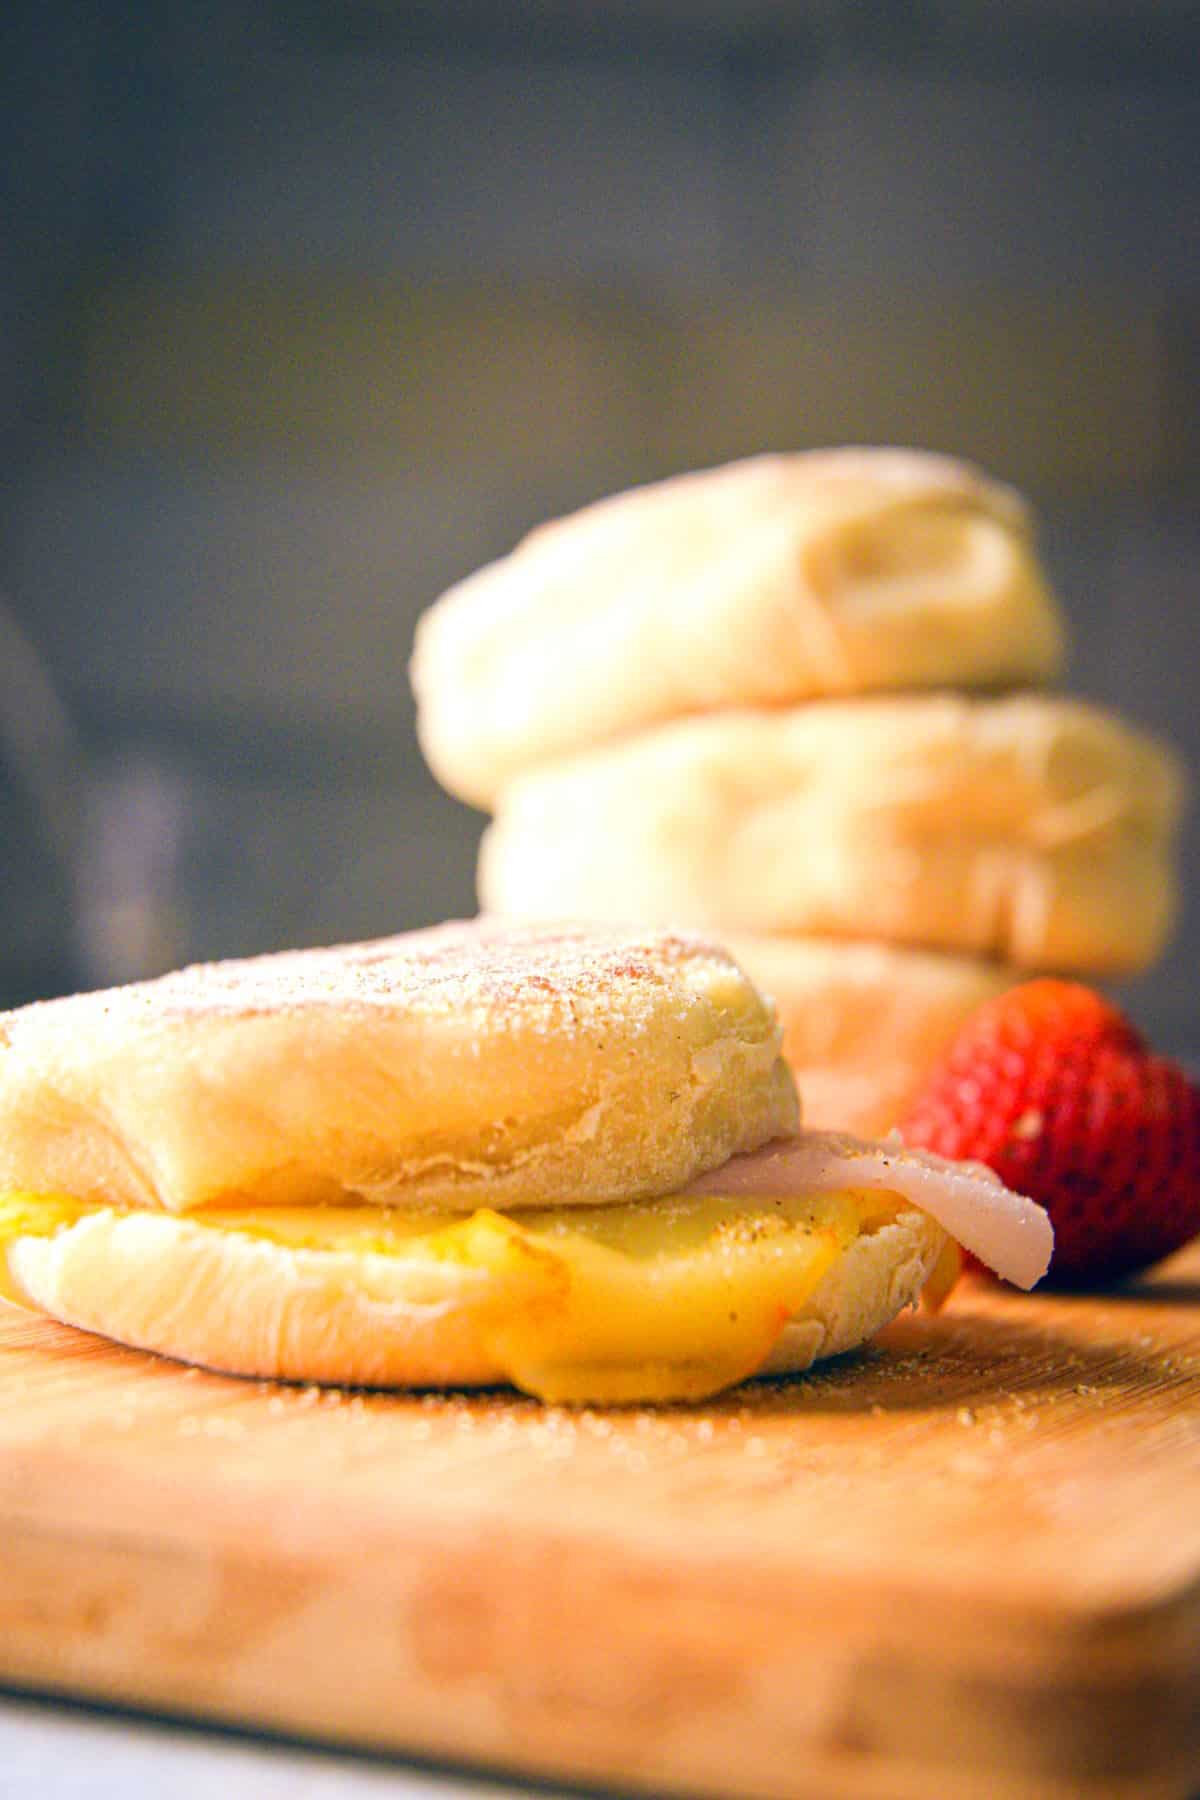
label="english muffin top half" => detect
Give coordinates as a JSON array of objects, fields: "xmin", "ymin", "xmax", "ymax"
[
  {"xmin": 0, "ymin": 921, "xmax": 798, "ymax": 1218},
  {"xmin": 412, "ymin": 448, "xmax": 1067, "ymax": 807}
]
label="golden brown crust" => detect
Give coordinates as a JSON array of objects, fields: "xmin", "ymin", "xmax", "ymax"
[
  {"xmin": 480, "ymin": 695, "xmax": 1184, "ymax": 974},
  {"xmin": 0, "ymin": 921, "xmax": 797, "ymax": 1215},
  {"xmin": 412, "ymin": 448, "xmax": 1066, "ymax": 806}
]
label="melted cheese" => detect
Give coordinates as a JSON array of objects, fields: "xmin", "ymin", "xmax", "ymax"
[{"xmin": 0, "ymin": 1186, "xmax": 908, "ymax": 1403}]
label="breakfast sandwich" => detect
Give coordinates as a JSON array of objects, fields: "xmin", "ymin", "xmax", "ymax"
[
  {"xmin": 412, "ymin": 447, "xmax": 1066, "ymax": 808},
  {"xmin": 480, "ymin": 694, "xmax": 1184, "ymax": 975},
  {"xmin": 0, "ymin": 921, "xmax": 1051, "ymax": 1404}
]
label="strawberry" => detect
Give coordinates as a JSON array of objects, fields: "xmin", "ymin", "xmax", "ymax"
[{"xmin": 899, "ymin": 980, "xmax": 1200, "ymax": 1286}]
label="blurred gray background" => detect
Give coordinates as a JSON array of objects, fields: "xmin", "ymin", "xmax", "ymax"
[{"xmin": 0, "ymin": 0, "xmax": 1196, "ymax": 1044}]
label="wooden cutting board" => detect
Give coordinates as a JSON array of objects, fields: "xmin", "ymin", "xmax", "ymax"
[{"xmin": 1, "ymin": 1246, "xmax": 1198, "ymax": 1800}]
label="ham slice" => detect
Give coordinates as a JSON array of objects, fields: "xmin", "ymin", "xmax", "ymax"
[{"xmin": 683, "ymin": 1130, "xmax": 1053, "ymax": 1290}]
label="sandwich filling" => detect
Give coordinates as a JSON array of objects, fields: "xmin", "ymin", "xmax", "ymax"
[
  {"xmin": 0, "ymin": 1183, "xmax": 927, "ymax": 1403},
  {"xmin": 0, "ymin": 1131, "xmax": 1046, "ymax": 1404}
]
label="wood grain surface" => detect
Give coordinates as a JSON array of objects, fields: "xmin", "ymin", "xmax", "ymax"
[{"xmin": 1, "ymin": 1245, "xmax": 1198, "ymax": 1800}]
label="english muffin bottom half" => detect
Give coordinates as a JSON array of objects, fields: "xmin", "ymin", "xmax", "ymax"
[{"xmin": 0, "ymin": 921, "xmax": 1046, "ymax": 1403}]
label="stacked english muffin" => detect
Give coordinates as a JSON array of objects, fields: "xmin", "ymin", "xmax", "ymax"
[{"xmin": 411, "ymin": 449, "xmax": 1185, "ymax": 1134}]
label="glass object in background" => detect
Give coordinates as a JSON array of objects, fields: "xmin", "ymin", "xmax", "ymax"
[
  {"xmin": 75, "ymin": 752, "xmax": 196, "ymax": 989},
  {"xmin": 0, "ymin": 600, "xmax": 82, "ymax": 1007}
]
